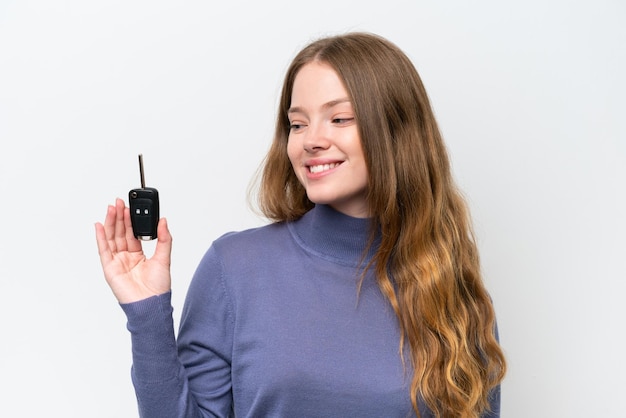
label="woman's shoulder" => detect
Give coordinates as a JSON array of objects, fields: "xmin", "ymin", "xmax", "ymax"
[
  {"xmin": 194, "ymin": 221, "xmax": 300, "ymax": 287},
  {"xmin": 211, "ymin": 221, "xmax": 291, "ymax": 256}
]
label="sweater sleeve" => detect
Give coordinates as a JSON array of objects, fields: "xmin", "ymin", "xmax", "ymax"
[
  {"xmin": 120, "ymin": 244, "xmax": 234, "ymax": 418},
  {"xmin": 121, "ymin": 293, "xmax": 197, "ymax": 417}
]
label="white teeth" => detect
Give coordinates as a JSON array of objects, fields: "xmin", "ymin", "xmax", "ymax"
[{"xmin": 309, "ymin": 163, "xmax": 339, "ymax": 173}]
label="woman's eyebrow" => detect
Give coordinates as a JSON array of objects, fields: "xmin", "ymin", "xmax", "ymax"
[{"xmin": 288, "ymin": 98, "xmax": 351, "ymax": 115}]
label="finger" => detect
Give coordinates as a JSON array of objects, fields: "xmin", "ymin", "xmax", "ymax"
[
  {"xmin": 152, "ymin": 218, "xmax": 173, "ymax": 267},
  {"xmin": 95, "ymin": 222, "xmax": 113, "ymax": 266},
  {"xmin": 103, "ymin": 204, "xmax": 118, "ymax": 253},
  {"xmin": 114, "ymin": 198, "xmax": 129, "ymax": 252},
  {"xmin": 123, "ymin": 205, "xmax": 142, "ymax": 253}
]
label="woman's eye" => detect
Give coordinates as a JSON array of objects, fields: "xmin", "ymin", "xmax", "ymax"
[
  {"xmin": 332, "ymin": 117, "xmax": 355, "ymax": 125},
  {"xmin": 289, "ymin": 123, "xmax": 305, "ymax": 131}
]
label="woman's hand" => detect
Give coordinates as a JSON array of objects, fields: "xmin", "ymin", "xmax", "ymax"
[{"xmin": 95, "ymin": 198, "xmax": 172, "ymax": 304}]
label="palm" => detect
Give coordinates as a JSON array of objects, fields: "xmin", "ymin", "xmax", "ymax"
[{"xmin": 105, "ymin": 249, "xmax": 169, "ymax": 302}]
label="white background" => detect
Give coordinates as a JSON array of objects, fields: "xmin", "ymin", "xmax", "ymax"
[{"xmin": 1, "ymin": 1, "xmax": 624, "ymax": 417}]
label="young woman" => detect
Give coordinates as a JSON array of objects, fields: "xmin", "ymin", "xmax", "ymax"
[{"xmin": 96, "ymin": 32, "xmax": 506, "ymax": 418}]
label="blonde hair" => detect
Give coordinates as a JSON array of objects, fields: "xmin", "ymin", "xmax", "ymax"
[{"xmin": 257, "ymin": 32, "xmax": 506, "ymax": 417}]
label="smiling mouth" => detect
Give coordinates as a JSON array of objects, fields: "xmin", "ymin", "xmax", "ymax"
[{"xmin": 308, "ymin": 163, "xmax": 341, "ymax": 174}]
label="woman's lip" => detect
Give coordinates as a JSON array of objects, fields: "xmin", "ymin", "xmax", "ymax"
[{"xmin": 305, "ymin": 158, "xmax": 344, "ymax": 168}]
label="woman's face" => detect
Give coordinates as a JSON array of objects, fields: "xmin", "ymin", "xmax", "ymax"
[{"xmin": 287, "ymin": 62, "xmax": 369, "ymax": 218}]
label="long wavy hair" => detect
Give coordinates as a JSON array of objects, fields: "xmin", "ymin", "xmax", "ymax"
[{"xmin": 256, "ymin": 32, "xmax": 506, "ymax": 417}]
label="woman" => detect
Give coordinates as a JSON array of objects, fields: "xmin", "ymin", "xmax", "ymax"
[{"xmin": 96, "ymin": 32, "xmax": 506, "ymax": 418}]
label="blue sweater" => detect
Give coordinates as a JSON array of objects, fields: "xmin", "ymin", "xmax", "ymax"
[{"xmin": 121, "ymin": 204, "xmax": 500, "ymax": 417}]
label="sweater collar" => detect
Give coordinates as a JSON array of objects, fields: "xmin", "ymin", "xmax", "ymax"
[{"xmin": 287, "ymin": 204, "xmax": 379, "ymax": 267}]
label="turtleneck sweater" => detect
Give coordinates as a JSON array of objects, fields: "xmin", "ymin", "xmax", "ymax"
[{"xmin": 120, "ymin": 204, "xmax": 500, "ymax": 417}]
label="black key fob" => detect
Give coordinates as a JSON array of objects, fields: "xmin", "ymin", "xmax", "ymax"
[{"xmin": 129, "ymin": 154, "xmax": 159, "ymax": 241}]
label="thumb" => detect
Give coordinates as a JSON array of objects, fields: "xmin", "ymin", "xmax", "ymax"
[{"xmin": 152, "ymin": 217, "xmax": 173, "ymax": 265}]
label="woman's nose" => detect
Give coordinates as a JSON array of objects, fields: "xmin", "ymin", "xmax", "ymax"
[{"xmin": 303, "ymin": 122, "xmax": 331, "ymax": 153}]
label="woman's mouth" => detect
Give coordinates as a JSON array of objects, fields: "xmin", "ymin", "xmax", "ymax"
[{"xmin": 308, "ymin": 162, "xmax": 341, "ymax": 174}]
